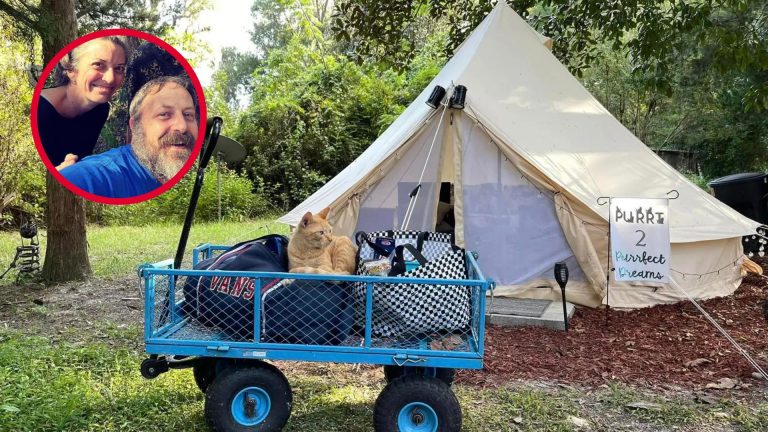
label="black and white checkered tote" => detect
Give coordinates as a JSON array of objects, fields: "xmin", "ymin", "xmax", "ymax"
[
  {"xmin": 356, "ymin": 230, "xmax": 455, "ymax": 264},
  {"xmin": 355, "ymin": 230, "xmax": 470, "ymax": 337}
]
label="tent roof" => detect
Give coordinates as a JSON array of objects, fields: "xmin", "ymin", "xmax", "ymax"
[{"xmin": 279, "ymin": 3, "xmax": 759, "ymax": 243}]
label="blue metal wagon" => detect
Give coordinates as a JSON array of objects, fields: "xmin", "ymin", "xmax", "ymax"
[{"xmin": 138, "ymin": 118, "xmax": 492, "ymax": 432}]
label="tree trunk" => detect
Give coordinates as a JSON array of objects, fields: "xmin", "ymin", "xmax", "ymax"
[{"xmin": 39, "ymin": 0, "xmax": 92, "ymax": 282}]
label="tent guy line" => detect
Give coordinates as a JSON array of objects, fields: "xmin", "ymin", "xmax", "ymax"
[
  {"xmin": 671, "ymin": 280, "xmax": 768, "ymax": 381},
  {"xmin": 402, "ymin": 87, "xmax": 453, "ymax": 230}
]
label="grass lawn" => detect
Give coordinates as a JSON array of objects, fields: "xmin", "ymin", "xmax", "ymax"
[{"xmin": 0, "ymin": 217, "xmax": 288, "ymax": 283}]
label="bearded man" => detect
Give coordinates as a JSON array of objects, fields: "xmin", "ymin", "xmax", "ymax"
[{"xmin": 60, "ymin": 76, "xmax": 198, "ymax": 198}]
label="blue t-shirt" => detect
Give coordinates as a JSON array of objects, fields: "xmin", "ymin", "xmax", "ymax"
[{"xmin": 60, "ymin": 145, "xmax": 162, "ymax": 198}]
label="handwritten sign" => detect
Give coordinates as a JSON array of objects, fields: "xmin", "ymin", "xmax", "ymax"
[{"xmin": 609, "ymin": 198, "xmax": 670, "ymax": 283}]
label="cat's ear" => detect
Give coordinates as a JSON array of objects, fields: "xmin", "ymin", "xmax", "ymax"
[
  {"xmin": 318, "ymin": 207, "xmax": 331, "ymax": 220},
  {"xmin": 301, "ymin": 211, "xmax": 313, "ymax": 227}
]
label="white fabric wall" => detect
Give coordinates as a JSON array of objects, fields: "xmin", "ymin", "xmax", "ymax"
[
  {"xmin": 354, "ymin": 116, "xmax": 445, "ymax": 233},
  {"xmin": 458, "ymin": 117, "xmax": 586, "ymax": 286}
]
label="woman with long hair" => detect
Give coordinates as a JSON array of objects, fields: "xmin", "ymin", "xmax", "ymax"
[{"xmin": 38, "ymin": 36, "xmax": 130, "ymax": 169}]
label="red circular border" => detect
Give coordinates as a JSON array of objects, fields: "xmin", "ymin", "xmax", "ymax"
[{"xmin": 30, "ymin": 28, "xmax": 207, "ymax": 205}]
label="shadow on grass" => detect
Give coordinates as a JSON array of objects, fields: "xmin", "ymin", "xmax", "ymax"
[{"xmin": 286, "ymin": 400, "xmax": 373, "ymax": 432}]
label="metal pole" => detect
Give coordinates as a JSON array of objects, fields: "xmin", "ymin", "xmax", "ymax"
[
  {"xmin": 605, "ymin": 200, "xmax": 611, "ymax": 325},
  {"xmin": 561, "ymin": 286, "xmax": 568, "ymax": 331},
  {"xmin": 174, "ymin": 117, "xmax": 222, "ymax": 270}
]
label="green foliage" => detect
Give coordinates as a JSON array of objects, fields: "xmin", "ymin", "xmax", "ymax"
[
  {"xmin": 0, "ymin": 331, "xmax": 205, "ymax": 432},
  {"xmin": 0, "ymin": 29, "xmax": 46, "ymax": 227},
  {"xmin": 582, "ymin": 25, "xmax": 767, "ymax": 179},
  {"xmin": 90, "ymin": 166, "xmax": 271, "ymax": 226},
  {"xmin": 673, "ymin": 69, "xmax": 768, "ymax": 177},
  {"xmin": 233, "ymin": 29, "xmax": 446, "ymax": 209},
  {"xmin": 681, "ymin": 171, "xmax": 711, "ymax": 192},
  {"xmin": 332, "ymin": 1, "xmax": 768, "ymax": 106}
]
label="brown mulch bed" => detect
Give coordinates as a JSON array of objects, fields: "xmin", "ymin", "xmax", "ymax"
[{"xmin": 459, "ymin": 257, "xmax": 768, "ymax": 389}]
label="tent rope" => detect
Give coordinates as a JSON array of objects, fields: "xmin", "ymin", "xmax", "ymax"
[
  {"xmin": 670, "ymin": 281, "xmax": 768, "ymax": 381},
  {"xmin": 401, "ymin": 87, "xmax": 452, "ymax": 230}
]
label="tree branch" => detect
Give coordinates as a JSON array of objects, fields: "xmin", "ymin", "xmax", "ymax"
[{"xmin": 0, "ymin": 0, "xmax": 41, "ymax": 33}]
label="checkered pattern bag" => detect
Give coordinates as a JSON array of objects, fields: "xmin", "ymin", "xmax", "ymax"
[
  {"xmin": 355, "ymin": 230, "xmax": 470, "ymax": 337},
  {"xmin": 356, "ymin": 230, "xmax": 455, "ymax": 263}
]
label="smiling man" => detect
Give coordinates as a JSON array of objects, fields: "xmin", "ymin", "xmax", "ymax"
[{"xmin": 60, "ymin": 76, "xmax": 199, "ymax": 199}]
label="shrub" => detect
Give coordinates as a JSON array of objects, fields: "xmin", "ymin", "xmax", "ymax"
[{"xmin": 89, "ymin": 167, "xmax": 271, "ymax": 226}]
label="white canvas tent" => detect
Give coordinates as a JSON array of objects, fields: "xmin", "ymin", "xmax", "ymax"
[{"xmin": 279, "ymin": 3, "xmax": 760, "ymax": 308}]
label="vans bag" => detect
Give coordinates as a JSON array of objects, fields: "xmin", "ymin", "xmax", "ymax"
[
  {"xmin": 182, "ymin": 234, "xmax": 289, "ymax": 339},
  {"xmin": 181, "ymin": 234, "xmax": 353, "ymax": 344}
]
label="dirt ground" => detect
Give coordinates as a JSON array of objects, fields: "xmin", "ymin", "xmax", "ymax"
[{"xmin": 1, "ymin": 259, "xmax": 766, "ymax": 396}]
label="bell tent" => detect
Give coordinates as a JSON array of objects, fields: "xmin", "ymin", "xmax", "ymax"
[{"xmin": 278, "ymin": 3, "xmax": 760, "ymax": 308}]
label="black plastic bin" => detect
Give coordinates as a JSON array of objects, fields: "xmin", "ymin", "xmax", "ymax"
[{"xmin": 708, "ymin": 172, "xmax": 768, "ymax": 224}]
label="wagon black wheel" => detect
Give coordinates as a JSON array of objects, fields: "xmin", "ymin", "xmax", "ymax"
[
  {"xmin": 193, "ymin": 357, "xmax": 219, "ymax": 393},
  {"xmin": 383, "ymin": 365, "xmax": 456, "ymax": 386},
  {"xmin": 205, "ymin": 365, "xmax": 292, "ymax": 432},
  {"xmin": 374, "ymin": 376, "xmax": 461, "ymax": 432}
]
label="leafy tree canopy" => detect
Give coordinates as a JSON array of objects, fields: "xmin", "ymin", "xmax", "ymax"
[{"xmin": 331, "ymin": 0, "xmax": 768, "ymax": 109}]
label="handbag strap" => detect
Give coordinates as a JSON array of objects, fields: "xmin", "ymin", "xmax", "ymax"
[
  {"xmin": 355, "ymin": 230, "xmax": 392, "ymax": 258},
  {"xmin": 395, "ymin": 244, "xmax": 429, "ymax": 265}
]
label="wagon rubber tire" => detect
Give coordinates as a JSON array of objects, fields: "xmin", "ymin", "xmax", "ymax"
[
  {"xmin": 374, "ymin": 375, "xmax": 461, "ymax": 432},
  {"xmin": 383, "ymin": 365, "xmax": 456, "ymax": 386},
  {"xmin": 193, "ymin": 357, "xmax": 219, "ymax": 393},
  {"xmin": 205, "ymin": 365, "xmax": 292, "ymax": 432}
]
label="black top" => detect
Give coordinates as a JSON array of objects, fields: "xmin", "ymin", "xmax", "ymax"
[
  {"xmin": 708, "ymin": 172, "xmax": 767, "ymax": 186},
  {"xmin": 37, "ymin": 97, "xmax": 110, "ymax": 166}
]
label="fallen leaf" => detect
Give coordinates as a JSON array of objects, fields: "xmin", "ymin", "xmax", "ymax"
[
  {"xmin": 694, "ymin": 394, "xmax": 719, "ymax": 405},
  {"xmin": 685, "ymin": 358, "xmax": 712, "ymax": 368},
  {"xmin": 625, "ymin": 401, "xmax": 662, "ymax": 411},
  {"xmin": 705, "ymin": 378, "xmax": 737, "ymax": 389},
  {"xmin": 567, "ymin": 415, "xmax": 591, "ymax": 429}
]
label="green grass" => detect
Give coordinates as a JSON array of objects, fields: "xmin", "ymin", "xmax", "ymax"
[
  {"xmin": 600, "ymin": 381, "xmax": 698, "ymax": 426},
  {"xmin": 2, "ymin": 330, "xmax": 766, "ymax": 432},
  {"xmin": 457, "ymin": 387, "xmax": 581, "ymax": 432},
  {"xmin": 0, "ymin": 217, "xmax": 288, "ymax": 284}
]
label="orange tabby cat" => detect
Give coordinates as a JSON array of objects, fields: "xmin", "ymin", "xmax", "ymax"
[{"xmin": 288, "ymin": 207, "xmax": 357, "ymax": 275}]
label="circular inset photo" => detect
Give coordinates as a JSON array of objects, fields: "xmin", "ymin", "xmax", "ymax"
[{"xmin": 31, "ymin": 29, "xmax": 206, "ymax": 204}]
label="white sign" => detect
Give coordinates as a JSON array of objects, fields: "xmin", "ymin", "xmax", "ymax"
[{"xmin": 609, "ymin": 198, "xmax": 670, "ymax": 283}]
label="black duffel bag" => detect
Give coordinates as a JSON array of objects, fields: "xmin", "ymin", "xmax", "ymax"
[
  {"xmin": 182, "ymin": 234, "xmax": 289, "ymax": 339},
  {"xmin": 181, "ymin": 234, "xmax": 353, "ymax": 345}
]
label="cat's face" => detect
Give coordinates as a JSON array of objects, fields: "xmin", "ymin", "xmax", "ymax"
[{"xmin": 297, "ymin": 209, "xmax": 333, "ymax": 249}]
